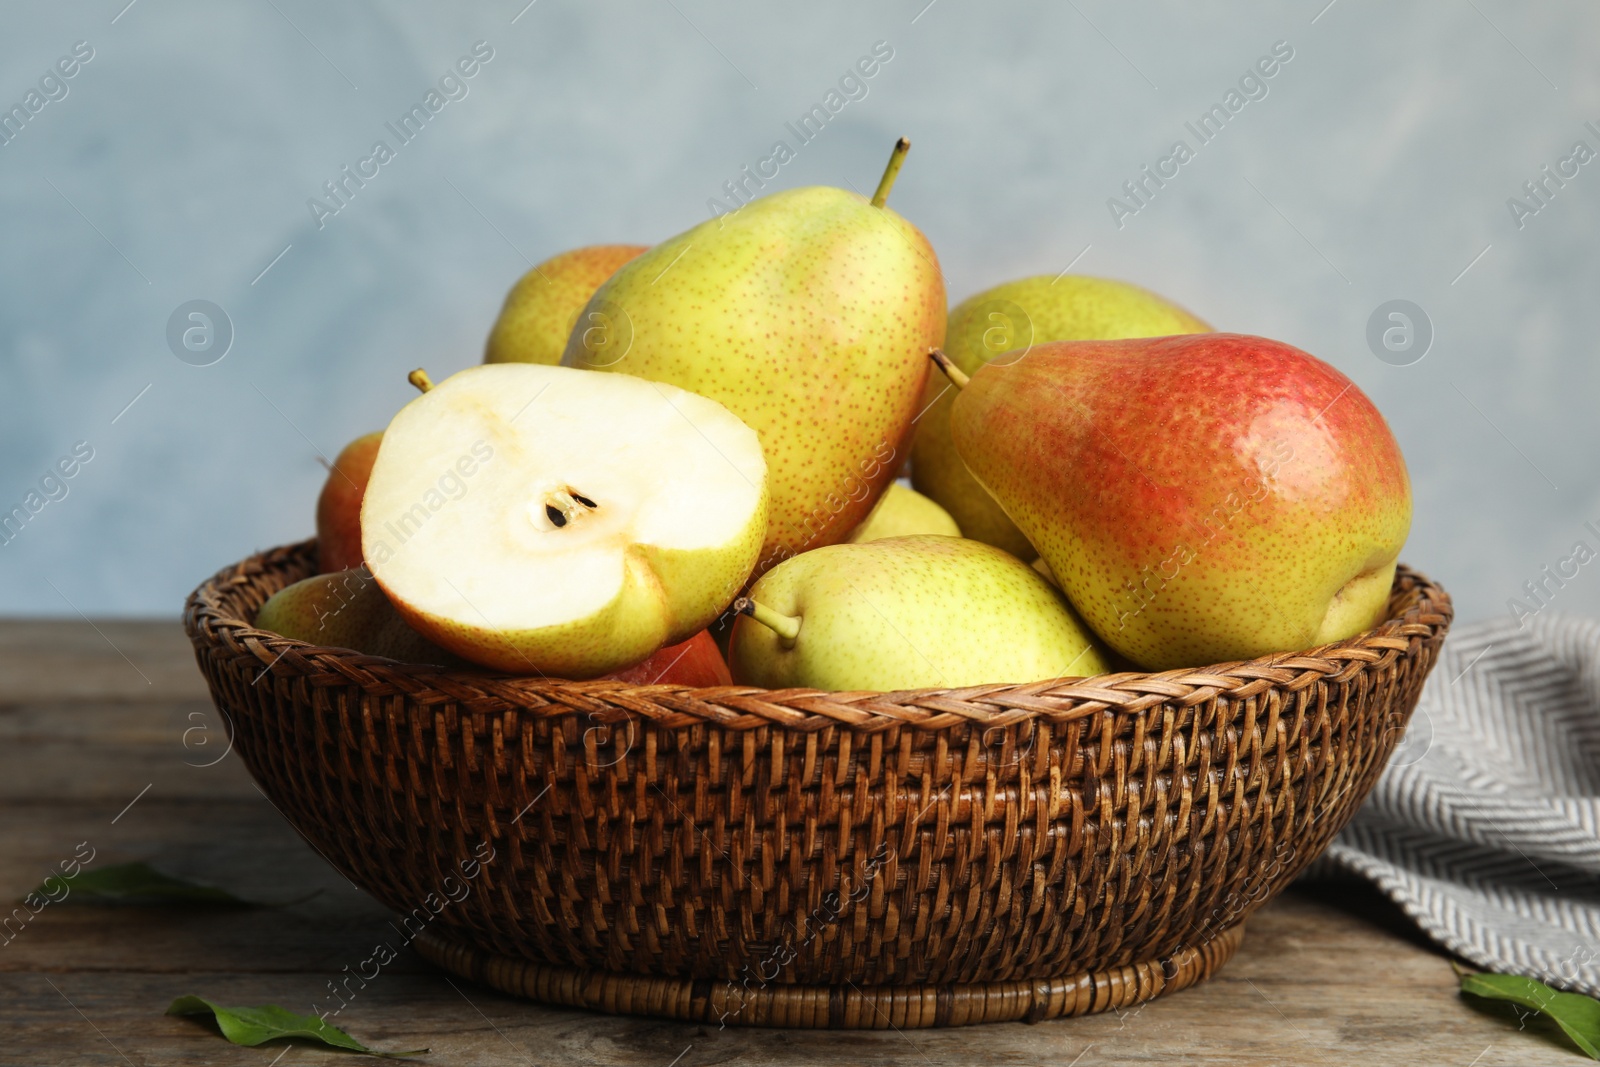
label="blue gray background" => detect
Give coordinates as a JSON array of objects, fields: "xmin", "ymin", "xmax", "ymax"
[{"xmin": 1, "ymin": 1, "xmax": 1595, "ymax": 628}]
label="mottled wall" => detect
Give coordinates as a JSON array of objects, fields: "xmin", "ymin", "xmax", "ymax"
[{"xmin": 1, "ymin": 1, "xmax": 1596, "ymax": 626}]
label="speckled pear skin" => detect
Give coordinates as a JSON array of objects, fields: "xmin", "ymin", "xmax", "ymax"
[
  {"xmin": 912, "ymin": 275, "xmax": 1209, "ymax": 562},
  {"xmin": 728, "ymin": 535, "xmax": 1110, "ymax": 691},
  {"xmin": 562, "ymin": 187, "xmax": 945, "ymax": 575},
  {"xmin": 950, "ymin": 334, "xmax": 1412, "ymax": 671},
  {"xmin": 847, "ymin": 483, "xmax": 960, "ymax": 542},
  {"xmin": 485, "ymin": 244, "xmax": 647, "ymax": 365}
]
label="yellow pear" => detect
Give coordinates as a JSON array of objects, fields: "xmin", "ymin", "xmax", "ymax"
[
  {"xmin": 847, "ymin": 483, "xmax": 960, "ymax": 542},
  {"xmin": 563, "ymin": 141, "xmax": 944, "ymax": 576},
  {"xmin": 485, "ymin": 244, "xmax": 647, "ymax": 365},
  {"xmin": 729, "ymin": 535, "xmax": 1109, "ymax": 691}
]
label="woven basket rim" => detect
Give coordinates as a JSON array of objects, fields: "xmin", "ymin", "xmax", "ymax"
[{"xmin": 183, "ymin": 538, "xmax": 1452, "ymax": 730}]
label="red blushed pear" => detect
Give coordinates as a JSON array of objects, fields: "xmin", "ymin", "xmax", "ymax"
[
  {"xmin": 257, "ymin": 570, "xmax": 729, "ymax": 685},
  {"xmin": 912, "ymin": 274, "xmax": 1210, "ymax": 562},
  {"xmin": 315, "ymin": 432, "xmax": 383, "ymax": 573},
  {"xmin": 941, "ymin": 335, "xmax": 1412, "ymax": 671},
  {"xmin": 605, "ymin": 630, "xmax": 730, "ymax": 687}
]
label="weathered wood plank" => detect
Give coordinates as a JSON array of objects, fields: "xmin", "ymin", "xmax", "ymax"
[
  {"xmin": 0, "ymin": 622, "xmax": 1574, "ymax": 1065},
  {"xmin": 0, "ymin": 619, "xmax": 208, "ymax": 702},
  {"xmin": 0, "ymin": 701, "xmax": 256, "ymax": 803},
  {"xmin": 0, "ymin": 891, "xmax": 1570, "ymax": 1067}
]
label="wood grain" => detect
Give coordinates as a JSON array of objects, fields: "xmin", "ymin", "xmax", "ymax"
[{"xmin": 0, "ymin": 621, "xmax": 1574, "ymax": 1064}]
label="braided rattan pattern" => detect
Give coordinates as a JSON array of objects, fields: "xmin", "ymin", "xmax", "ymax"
[{"xmin": 184, "ymin": 541, "xmax": 1451, "ymax": 1026}]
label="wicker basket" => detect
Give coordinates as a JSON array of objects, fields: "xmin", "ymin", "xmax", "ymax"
[{"xmin": 184, "ymin": 541, "xmax": 1451, "ymax": 1028}]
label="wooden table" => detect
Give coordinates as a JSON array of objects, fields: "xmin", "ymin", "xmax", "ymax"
[{"xmin": 0, "ymin": 621, "xmax": 1578, "ymax": 1065}]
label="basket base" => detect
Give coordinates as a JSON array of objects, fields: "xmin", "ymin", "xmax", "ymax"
[{"xmin": 413, "ymin": 923, "xmax": 1245, "ymax": 1029}]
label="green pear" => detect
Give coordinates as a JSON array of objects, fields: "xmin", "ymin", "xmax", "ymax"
[
  {"xmin": 728, "ymin": 535, "xmax": 1109, "ymax": 691},
  {"xmin": 847, "ymin": 483, "xmax": 960, "ymax": 543},
  {"xmin": 485, "ymin": 244, "xmax": 648, "ymax": 365},
  {"xmin": 944, "ymin": 334, "xmax": 1412, "ymax": 671},
  {"xmin": 255, "ymin": 568, "xmax": 464, "ymax": 665},
  {"xmin": 563, "ymin": 140, "xmax": 944, "ymax": 575},
  {"xmin": 912, "ymin": 275, "xmax": 1209, "ymax": 560}
]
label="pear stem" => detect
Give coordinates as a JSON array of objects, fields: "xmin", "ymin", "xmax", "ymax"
[
  {"xmin": 870, "ymin": 137, "xmax": 911, "ymax": 208},
  {"xmin": 734, "ymin": 597, "xmax": 802, "ymax": 644},
  {"xmin": 928, "ymin": 348, "xmax": 969, "ymax": 389},
  {"xmin": 408, "ymin": 369, "xmax": 435, "ymax": 394}
]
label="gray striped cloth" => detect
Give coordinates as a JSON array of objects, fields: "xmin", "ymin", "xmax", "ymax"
[{"xmin": 1303, "ymin": 612, "xmax": 1600, "ymax": 996}]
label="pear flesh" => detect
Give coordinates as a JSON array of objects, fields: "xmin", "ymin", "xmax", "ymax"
[
  {"xmin": 949, "ymin": 334, "xmax": 1412, "ymax": 671},
  {"xmin": 563, "ymin": 185, "xmax": 944, "ymax": 574},
  {"xmin": 729, "ymin": 535, "xmax": 1109, "ymax": 691},
  {"xmin": 362, "ymin": 364, "xmax": 768, "ymax": 678},
  {"xmin": 913, "ymin": 275, "xmax": 1209, "ymax": 561}
]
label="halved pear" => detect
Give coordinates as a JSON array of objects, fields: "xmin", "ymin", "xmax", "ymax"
[{"xmin": 362, "ymin": 364, "xmax": 768, "ymax": 678}]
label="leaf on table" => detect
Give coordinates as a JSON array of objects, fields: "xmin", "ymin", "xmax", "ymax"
[
  {"xmin": 1460, "ymin": 971, "xmax": 1600, "ymax": 1059},
  {"xmin": 166, "ymin": 996, "xmax": 427, "ymax": 1058},
  {"xmin": 36, "ymin": 861, "xmax": 251, "ymax": 905}
]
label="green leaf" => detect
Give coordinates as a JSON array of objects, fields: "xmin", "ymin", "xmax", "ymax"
[
  {"xmin": 166, "ymin": 996, "xmax": 426, "ymax": 1058},
  {"xmin": 36, "ymin": 862, "xmax": 251, "ymax": 905},
  {"xmin": 1460, "ymin": 972, "xmax": 1600, "ymax": 1059}
]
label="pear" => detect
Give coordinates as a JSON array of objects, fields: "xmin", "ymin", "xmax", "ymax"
[
  {"xmin": 847, "ymin": 483, "xmax": 960, "ymax": 542},
  {"xmin": 912, "ymin": 275, "xmax": 1209, "ymax": 561},
  {"xmin": 943, "ymin": 334, "xmax": 1412, "ymax": 670},
  {"xmin": 315, "ymin": 431, "xmax": 383, "ymax": 573},
  {"xmin": 606, "ymin": 629, "xmax": 731, "ymax": 687},
  {"xmin": 485, "ymin": 244, "xmax": 647, "ymax": 365},
  {"xmin": 728, "ymin": 535, "xmax": 1109, "ymax": 691},
  {"xmin": 563, "ymin": 140, "xmax": 944, "ymax": 575},
  {"xmin": 257, "ymin": 569, "xmax": 730, "ymax": 684},
  {"xmin": 255, "ymin": 568, "xmax": 464, "ymax": 665},
  {"xmin": 362, "ymin": 364, "xmax": 767, "ymax": 678}
]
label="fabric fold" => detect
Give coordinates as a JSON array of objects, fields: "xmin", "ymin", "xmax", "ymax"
[{"xmin": 1307, "ymin": 613, "xmax": 1600, "ymax": 995}]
